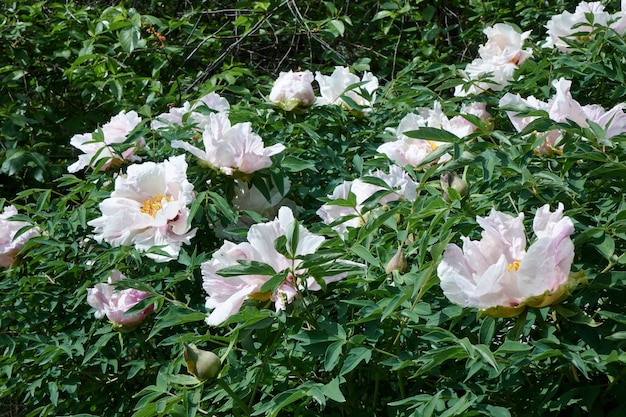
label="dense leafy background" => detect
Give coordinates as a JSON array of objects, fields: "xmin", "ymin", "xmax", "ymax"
[{"xmin": 2, "ymin": 1, "xmax": 626, "ymax": 416}]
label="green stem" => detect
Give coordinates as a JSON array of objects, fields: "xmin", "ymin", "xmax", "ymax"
[{"xmin": 217, "ymin": 379, "xmax": 251, "ymax": 416}]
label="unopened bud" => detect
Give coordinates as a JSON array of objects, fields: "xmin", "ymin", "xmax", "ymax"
[
  {"xmin": 440, "ymin": 172, "xmax": 468, "ymax": 203},
  {"xmin": 385, "ymin": 246, "xmax": 408, "ymax": 274},
  {"xmin": 183, "ymin": 344, "xmax": 222, "ymax": 381}
]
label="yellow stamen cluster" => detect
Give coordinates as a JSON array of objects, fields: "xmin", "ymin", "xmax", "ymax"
[
  {"xmin": 508, "ymin": 260, "xmax": 521, "ymax": 272},
  {"xmin": 141, "ymin": 194, "xmax": 171, "ymax": 217},
  {"xmin": 248, "ymin": 291, "xmax": 272, "ymax": 302},
  {"xmin": 428, "ymin": 140, "xmax": 439, "ymax": 151}
]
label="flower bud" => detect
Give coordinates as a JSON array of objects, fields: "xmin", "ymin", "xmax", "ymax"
[
  {"xmin": 183, "ymin": 344, "xmax": 221, "ymax": 381},
  {"xmin": 385, "ymin": 246, "xmax": 408, "ymax": 274},
  {"xmin": 440, "ymin": 171, "xmax": 468, "ymax": 203}
]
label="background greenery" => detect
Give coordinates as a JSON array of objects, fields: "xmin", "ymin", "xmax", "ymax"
[{"xmin": 2, "ymin": 1, "xmax": 626, "ymax": 416}]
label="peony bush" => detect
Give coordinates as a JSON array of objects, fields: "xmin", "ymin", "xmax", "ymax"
[{"xmin": 2, "ymin": 1, "xmax": 626, "ymax": 416}]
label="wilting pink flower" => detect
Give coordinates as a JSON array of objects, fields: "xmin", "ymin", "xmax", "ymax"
[
  {"xmin": 68, "ymin": 110, "xmax": 144, "ymax": 173},
  {"xmin": 437, "ymin": 203, "xmax": 578, "ymax": 317},
  {"xmin": 87, "ymin": 270, "xmax": 154, "ymax": 329},
  {"xmin": 378, "ymin": 101, "xmax": 489, "ymax": 167},
  {"xmin": 171, "ymin": 112, "xmax": 285, "ymax": 176},
  {"xmin": 202, "ymin": 207, "xmax": 347, "ymax": 325},
  {"xmin": 88, "ymin": 155, "xmax": 196, "ymax": 262},
  {"xmin": 0, "ymin": 205, "xmax": 39, "ymax": 268},
  {"xmin": 543, "ymin": 2, "xmax": 610, "ymax": 53},
  {"xmin": 316, "ymin": 165, "xmax": 418, "ymax": 233},
  {"xmin": 315, "ymin": 66, "xmax": 379, "ymax": 110},
  {"xmin": 455, "ymin": 23, "xmax": 532, "ymax": 96},
  {"xmin": 151, "ymin": 92, "xmax": 230, "ymax": 131},
  {"xmin": 269, "ymin": 70, "xmax": 315, "ymax": 111}
]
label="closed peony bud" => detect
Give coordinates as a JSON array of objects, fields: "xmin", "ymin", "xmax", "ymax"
[
  {"xmin": 440, "ymin": 171, "xmax": 468, "ymax": 202},
  {"xmin": 269, "ymin": 70, "xmax": 315, "ymax": 111},
  {"xmin": 183, "ymin": 344, "xmax": 221, "ymax": 381},
  {"xmin": 385, "ymin": 246, "xmax": 408, "ymax": 274}
]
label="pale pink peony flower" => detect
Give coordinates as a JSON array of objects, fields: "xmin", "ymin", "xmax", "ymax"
[
  {"xmin": 151, "ymin": 92, "xmax": 230, "ymax": 131},
  {"xmin": 87, "ymin": 270, "xmax": 154, "ymax": 329},
  {"xmin": 316, "ymin": 165, "xmax": 418, "ymax": 233},
  {"xmin": 315, "ymin": 66, "xmax": 379, "ymax": 110},
  {"xmin": 437, "ymin": 203, "xmax": 577, "ymax": 317},
  {"xmin": 202, "ymin": 207, "xmax": 345, "ymax": 325},
  {"xmin": 378, "ymin": 101, "xmax": 489, "ymax": 167},
  {"xmin": 543, "ymin": 2, "xmax": 610, "ymax": 53},
  {"xmin": 88, "ymin": 155, "xmax": 196, "ymax": 262},
  {"xmin": 171, "ymin": 112, "xmax": 285, "ymax": 176},
  {"xmin": 455, "ymin": 23, "xmax": 532, "ymax": 97},
  {"xmin": 610, "ymin": 0, "xmax": 626, "ymax": 34},
  {"xmin": 269, "ymin": 70, "xmax": 315, "ymax": 111},
  {"xmin": 68, "ymin": 110, "xmax": 144, "ymax": 173},
  {"xmin": 0, "ymin": 205, "xmax": 39, "ymax": 268}
]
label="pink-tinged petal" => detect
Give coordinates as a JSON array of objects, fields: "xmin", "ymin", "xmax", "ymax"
[
  {"xmin": 437, "ymin": 244, "xmax": 479, "ymax": 307},
  {"xmin": 205, "ymin": 285, "xmax": 258, "ymax": 326},
  {"xmin": 171, "ymin": 140, "xmax": 209, "ymax": 162}
]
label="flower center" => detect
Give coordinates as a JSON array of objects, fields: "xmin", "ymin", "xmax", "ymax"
[
  {"xmin": 508, "ymin": 260, "xmax": 521, "ymax": 272},
  {"xmin": 428, "ymin": 140, "xmax": 439, "ymax": 151},
  {"xmin": 248, "ymin": 291, "xmax": 272, "ymax": 301},
  {"xmin": 141, "ymin": 195, "xmax": 171, "ymax": 217}
]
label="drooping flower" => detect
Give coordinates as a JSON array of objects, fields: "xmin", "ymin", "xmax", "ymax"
[
  {"xmin": 269, "ymin": 70, "xmax": 315, "ymax": 111},
  {"xmin": 151, "ymin": 92, "xmax": 230, "ymax": 131},
  {"xmin": 455, "ymin": 23, "xmax": 532, "ymax": 97},
  {"xmin": 315, "ymin": 66, "xmax": 379, "ymax": 110},
  {"xmin": 377, "ymin": 101, "xmax": 489, "ymax": 167},
  {"xmin": 0, "ymin": 205, "xmax": 39, "ymax": 268},
  {"xmin": 437, "ymin": 203, "xmax": 579, "ymax": 317},
  {"xmin": 499, "ymin": 78, "xmax": 626, "ymax": 154},
  {"xmin": 171, "ymin": 112, "xmax": 285, "ymax": 176},
  {"xmin": 88, "ymin": 155, "xmax": 196, "ymax": 262},
  {"xmin": 68, "ymin": 110, "xmax": 144, "ymax": 173},
  {"xmin": 543, "ymin": 1, "xmax": 611, "ymax": 53},
  {"xmin": 202, "ymin": 207, "xmax": 347, "ymax": 325},
  {"xmin": 316, "ymin": 165, "xmax": 418, "ymax": 233},
  {"xmin": 87, "ymin": 270, "xmax": 154, "ymax": 329}
]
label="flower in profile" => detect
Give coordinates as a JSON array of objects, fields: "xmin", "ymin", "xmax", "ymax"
[
  {"xmin": 377, "ymin": 101, "xmax": 489, "ymax": 167},
  {"xmin": 437, "ymin": 203, "xmax": 579, "ymax": 317},
  {"xmin": 315, "ymin": 66, "xmax": 379, "ymax": 110},
  {"xmin": 316, "ymin": 165, "xmax": 418, "ymax": 233},
  {"xmin": 171, "ymin": 112, "xmax": 285, "ymax": 176},
  {"xmin": 88, "ymin": 155, "xmax": 196, "ymax": 262},
  {"xmin": 87, "ymin": 270, "xmax": 154, "ymax": 330},
  {"xmin": 68, "ymin": 110, "xmax": 144, "ymax": 173},
  {"xmin": 269, "ymin": 70, "xmax": 315, "ymax": 111},
  {"xmin": 499, "ymin": 78, "xmax": 626, "ymax": 154},
  {"xmin": 0, "ymin": 205, "xmax": 39, "ymax": 268},
  {"xmin": 151, "ymin": 92, "xmax": 230, "ymax": 131},
  {"xmin": 202, "ymin": 207, "xmax": 346, "ymax": 325},
  {"xmin": 455, "ymin": 23, "xmax": 532, "ymax": 97},
  {"xmin": 543, "ymin": 1, "xmax": 610, "ymax": 53}
]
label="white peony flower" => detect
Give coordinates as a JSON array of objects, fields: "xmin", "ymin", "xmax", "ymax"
[
  {"xmin": 543, "ymin": 1, "xmax": 610, "ymax": 53},
  {"xmin": 202, "ymin": 207, "xmax": 345, "ymax": 325},
  {"xmin": 0, "ymin": 205, "xmax": 39, "ymax": 268},
  {"xmin": 269, "ymin": 70, "xmax": 315, "ymax": 111},
  {"xmin": 68, "ymin": 110, "xmax": 144, "ymax": 173},
  {"xmin": 315, "ymin": 66, "xmax": 379, "ymax": 110},
  {"xmin": 171, "ymin": 112, "xmax": 285, "ymax": 176},
  {"xmin": 151, "ymin": 92, "xmax": 230, "ymax": 131},
  {"xmin": 316, "ymin": 165, "xmax": 418, "ymax": 233},
  {"xmin": 88, "ymin": 155, "xmax": 196, "ymax": 262}
]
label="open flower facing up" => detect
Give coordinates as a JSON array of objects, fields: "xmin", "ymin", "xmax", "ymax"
[
  {"xmin": 455, "ymin": 23, "xmax": 532, "ymax": 97},
  {"xmin": 0, "ymin": 205, "xmax": 39, "ymax": 268},
  {"xmin": 171, "ymin": 112, "xmax": 285, "ymax": 176},
  {"xmin": 151, "ymin": 92, "xmax": 230, "ymax": 131},
  {"xmin": 202, "ymin": 207, "xmax": 347, "ymax": 325},
  {"xmin": 87, "ymin": 270, "xmax": 154, "ymax": 330},
  {"xmin": 68, "ymin": 110, "xmax": 144, "ymax": 173},
  {"xmin": 437, "ymin": 203, "xmax": 579, "ymax": 317},
  {"xmin": 315, "ymin": 66, "xmax": 379, "ymax": 111},
  {"xmin": 316, "ymin": 165, "xmax": 418, "ymax": 233},
  {"xmin": 88, "ymin": 155, "xmax": 196, "ymax": 262},
  {"xmin": 543, "ymin": 1, "xmax": 611, "ymax": 53},
  {"xmin": 500, "ymin": 78, "xmax": 626, "ymax": 154},
  {"xmin": 269, "ymin": 70, "xmax": 315, "ymax": 111},
  {"xmin": 378, "ymin": 101, "xmax": 489, "ymax": 167}
]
